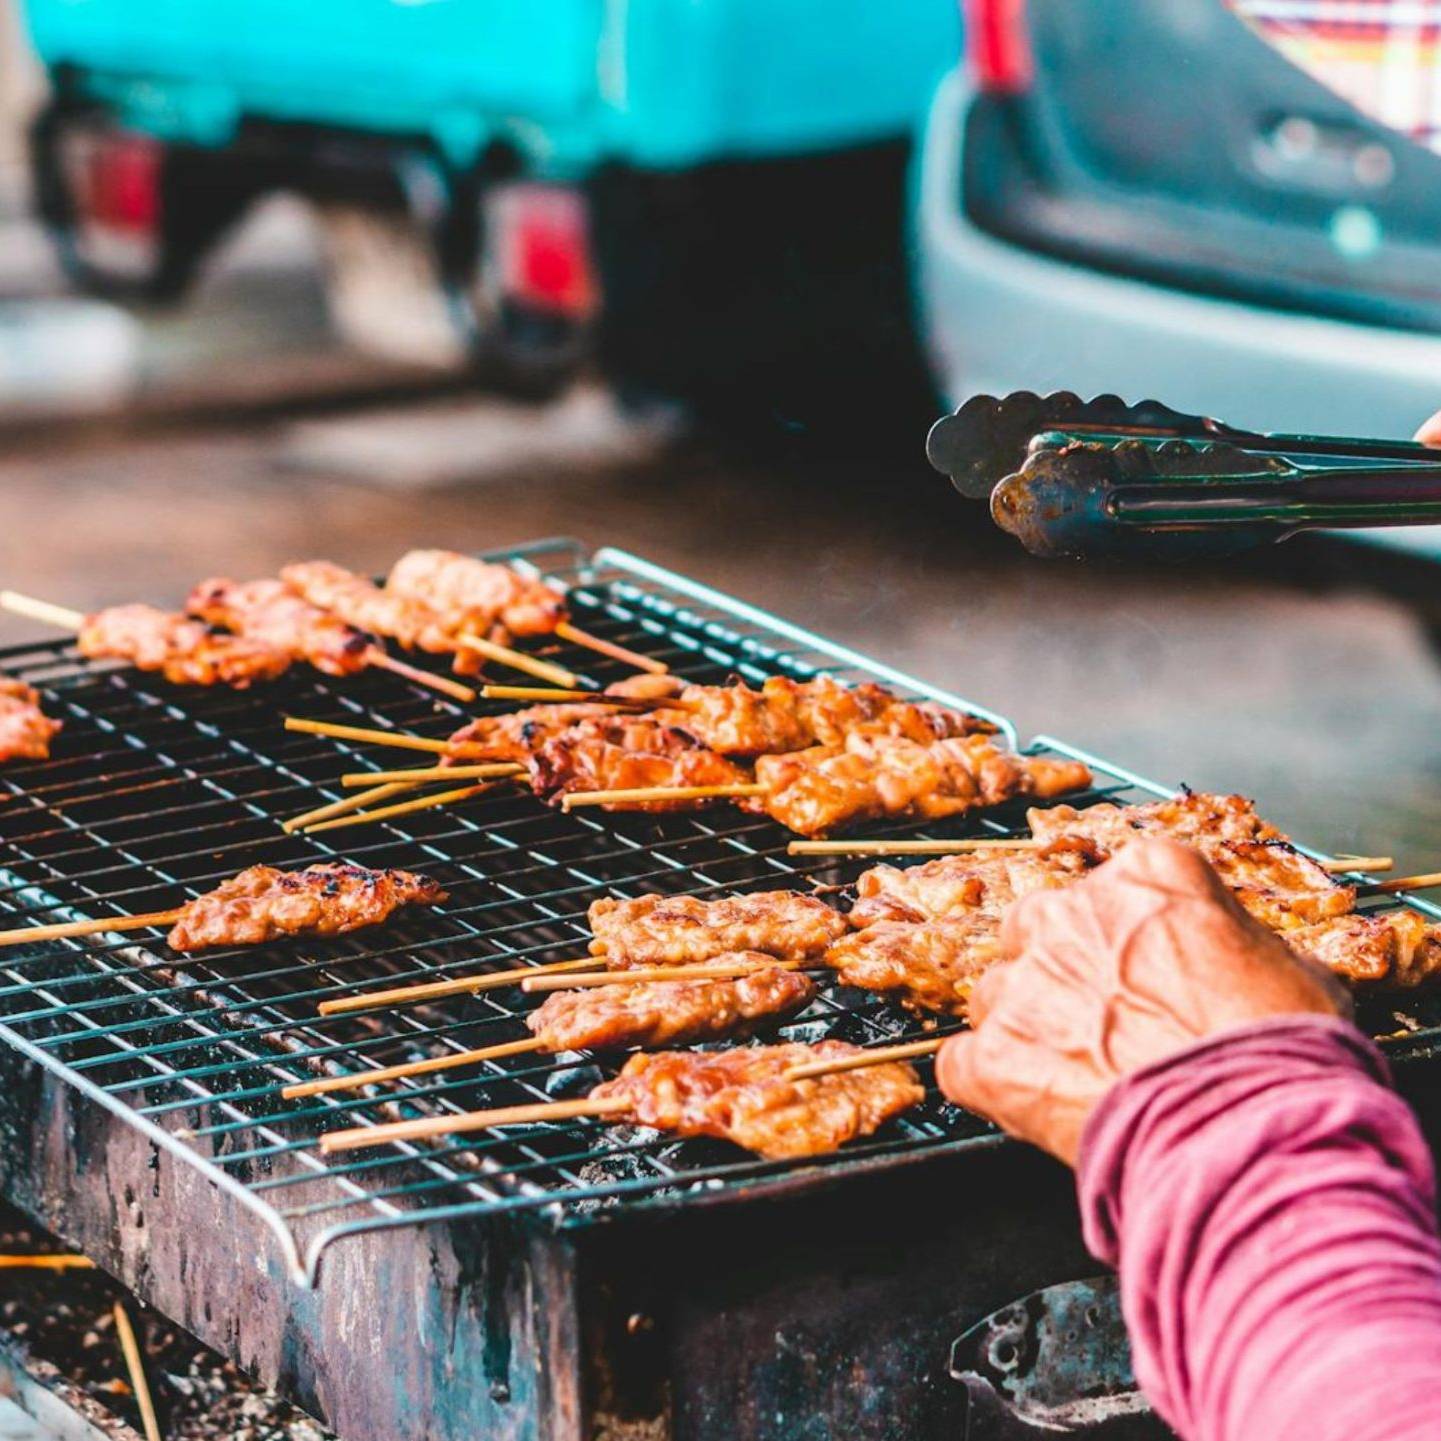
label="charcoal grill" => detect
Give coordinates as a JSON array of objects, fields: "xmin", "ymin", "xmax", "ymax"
[{"xmin": 3, "ymin": 539, "xmax": 1439, "ymax": 1441}]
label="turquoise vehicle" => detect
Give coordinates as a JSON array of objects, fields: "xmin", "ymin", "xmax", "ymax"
[{"xmin": 21, "ymin": 0, "xmax": 960, "ymax": 420}]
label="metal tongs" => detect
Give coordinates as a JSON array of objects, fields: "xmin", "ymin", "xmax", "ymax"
[{"xmin": 926, "ymin": 391, "xmax": 1441, "ymax": 560}]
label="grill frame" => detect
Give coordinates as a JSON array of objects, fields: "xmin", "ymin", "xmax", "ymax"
[{"xmin": 1, "ymin": 538, "xmax": 1437, "ymax": 1297}]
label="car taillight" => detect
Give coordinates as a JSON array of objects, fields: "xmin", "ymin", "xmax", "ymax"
[
  {"xmin": 493, "ymin": 184, "xmax": 597, "ymax": 319},
  {"xmin": 963, "ymin": 0, "xmax": 1033, "ymax": 94},
  {"xmin": 83, "ymin": 134, "xmax": 162, "ymax": 233}
]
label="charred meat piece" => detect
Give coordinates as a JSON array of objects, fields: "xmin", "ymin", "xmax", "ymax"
[
  {"xmin": 166, "ymin": 862, "xmax": 446, "ymax": 951},
  {"xmin": 527, "ymin": 963, "xmax": 814, "ymax": 1052},
  {"xmin": 1205, "ymin": 841, "xmax": 1354, "ymax": 931},
  {"xmin": 588, "ymin": 890, "xmax": 849, "ymax": 967},
  {"xmin": 444, "ymin": 703, "xmax": 623, "ymax": 764},
  {"xmin": 590, "ymin": 1041, "xmax": 924, "ymax": 1159},
  {"xmin": 386, "ymin": 549, "xmax": 564, "ymax": 641},
  {"xmin": 1027, "ymin": 792, "xmax": 1285, "ymax": 852},
  {"xmin": 850, "ymin": 840, "xmax": 1101, "ymax": 927},
  {"xmin": 77, "ymin": 604, "xmax": 291, "ymax": 687},
  {"xmin": 280, "ymin": 561, "xmax": 456, "ymax": 653},
  {"xmin": 0, "ymin": 677, "xmax": 61, "ymax": 763},
  {"xmin": 825, "ymin": 912, "xmax": 1002, "ymax": 1017},
  {"xmin": 529, "ymin": 718, "xmax": 751, "ymax": 809},
  {"xmin": 751, "ymin": 733, "xmax": 1091, "ymax": 837},
  {"xmin": 187, "ymin": 578, "xmax": 373, "ymax": 677},
  {"xmin": 654, "ymin": 676, "xmax": 994, "ymax": 759},
  {"xmin": 1288, "ymin": 910, "xmax": 1441, "ymax": 988}
]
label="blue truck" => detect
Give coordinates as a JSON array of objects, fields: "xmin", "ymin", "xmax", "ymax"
[{"xmin": 21, "ymin": 0, "xmax": 960, "ymax": 423}]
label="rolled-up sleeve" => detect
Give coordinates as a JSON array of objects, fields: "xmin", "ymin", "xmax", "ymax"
[{"xmin": 1078, "ymin": 1016, "xmax": 1441, "ymax": 1441}]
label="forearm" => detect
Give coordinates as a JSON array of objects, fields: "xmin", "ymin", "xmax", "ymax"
[{"xmin": 1079, "ymin": 1017, "xmax": 1441, "ymax": 1441}]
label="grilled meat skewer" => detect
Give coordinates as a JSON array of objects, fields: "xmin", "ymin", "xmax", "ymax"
[
  {"xmin": 187, "ymin": 578, "xmax": 375, "ymax": 677},
  {"xmin": 78, "ymin": 604, "xmax": 292, "ymax": 687},
  {"xmin": 528, "ymin": 963, "xmax": 815, "ymax": 1052},
  {"xmin": 281, "ymin": 560, "xmax": 457, "ymax": 655},
  {"xmin": 825, "ymin": 912, "xmax": 1003, "ymax": 1017},
  {"xmin": 386, "ymin": 549, "xmax": 565, "ymax": 642},
  {"xmin": 0, "ymin": 677, "xmax": 61, "ymax": 763}
]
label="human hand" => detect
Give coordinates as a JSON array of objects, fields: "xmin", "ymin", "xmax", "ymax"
[
  {"xmin": 935, "ymin": 838, "xmax": 1348, "ymax": 1166},
  {"xmin": 1415, "ymin": 410, "xmax": 1441, "ymax": 447}
]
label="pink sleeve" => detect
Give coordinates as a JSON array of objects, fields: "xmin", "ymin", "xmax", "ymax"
[{"xmin": 1077, "ymin": 1015, "xmax": 1441, "ymax": 1441}]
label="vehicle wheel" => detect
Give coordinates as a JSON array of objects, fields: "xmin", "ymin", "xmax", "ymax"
[
  {"xmin": 30, "ymin": 102, "xmax": 264, "ymax": 303},
  {"xmin": 588, "ymin": 142, "xmax": 939, "ymax": 446}
]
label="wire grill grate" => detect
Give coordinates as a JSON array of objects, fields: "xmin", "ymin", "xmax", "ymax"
[{"xmin": 2, "ymin": 540, "xmax": 1437, "ymax": 1283}]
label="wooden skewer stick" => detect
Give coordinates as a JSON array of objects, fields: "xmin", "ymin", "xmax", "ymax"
[
  {"xmin": 300, "ymin": 783, "xmax": 491, "ymax": 835},
  {"xmin": 480, "ymin": 684, "xmax": 649, "ymax": 706},
  {"xmin": 320, "ymin": 1094, "xmax": 631, "ymax": 1154},
  {"xmin": 457, "ymin": 633, "xmax": 579, "ymax": 688},
  {"xmin": 284, "ymin": 716, "xmax": 491, "ymax": 757},
  {"xmin": 0, "ymin": 1253, "xmax": 95, "ymax": 1271},
  {"xmin": 561, "ymin": 783, "xmax": 768, "ymax": 810},
  {"xmin": 112, "ymin": 1302, "xmax": 163, "ymax": 1441},
  {"xmin": 316, "ymin": 956, "xmax": 605, "ymax": 1016},
  {"xmin": 0, "ymin": 589, "xmax": 86, "ymax": 630},
  {"xmin": 281, "ymin": 781, "xmax": 420, "ymax": 834},
  {"xmin": 553, "ymin": 620, "xmax": 669, "ymax": 675},
  {"xmin": 365, "ymin": 649, "xmax": 475, "ymax": 703},
  {"xmin": 783, "ymin": 1036, "xmax": 946, "ymax": 1081},
  {"xmin": 0, "ymin": 907, "xmax": 183, "ymax": 947},
  {"xmin": 1365, "ymin": 870, "xmax": 1441, "ymax": 895},
  {"xmin": 283, "ymin": 1037, "xmax": 545, "ymax": 1100},
  {"xmin": 1326, "ymin": 855, "xmax": 1394, "ymax": 873},
  {"xmin": 522, "ymin": 958, "xmax": 795, "ymax": 993},
  {"xmin": 340, "ymin": 763, "xmax": 523, "ymax": 786}
]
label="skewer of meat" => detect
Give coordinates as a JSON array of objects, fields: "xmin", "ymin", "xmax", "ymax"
[
  {"xmin": 187, "ymin": 577, "xmax": 475, "ymax": 702},
  {"xmin": 313, "ymin": 889, "xmax": 848, "ymax": 1015},
  {"xmin": 559, "ymin": 731, "xmax": 1093, "ymax": 836},
  {"xmin": 0, "ymin": 676, "xmax": 62, "ymax": 763},
  {"xmin": 0, "ymin": 862, "xmax": 445, "ymax": 952},
  {"xmin": 318, "ymin": 1039, "xmax": 925, "ymax": 1158},
  {"xmin": 2, "ymin": 592, "xmax": 293, "ymax": 688},
  {"xmin": 284, "ymin": 962, "xmax": 814, "ymax": 1099}
]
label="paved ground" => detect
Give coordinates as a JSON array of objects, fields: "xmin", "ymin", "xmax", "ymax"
[{"xmin": 5, "ymin": 385, "xmax": 1441, "ymax": 869}]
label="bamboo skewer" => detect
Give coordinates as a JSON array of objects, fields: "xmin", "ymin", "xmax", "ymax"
[
  {"xmin": 561, "ymin": 783, "xmax": 768, "ymax": 810},
  {"xmin": 281, "ymin": 781, "xmax": 420, "ymax": 833},
  {"xmin": 300, "ymin": 783, "xmax": 491, "ymax": 834},
  {"xmin": 457, "ymin": 633, "xmax": 579, "ymax": 688},
  {"xmin": 0, "ymin": 590, "xmax": 85, "ymax": 629},
  {"xmin": 113, "ymin": 1302, "xmax": 163, "ymax": 1441},
  {"xmin": 363, "ymin": 649, "xmax": 476, "ymax": 703},
  {"xmin": 340, "ymin": 763, "xmax": 523, "ymax": 785},
  {"xmin": 284, "ymin": 716, "xmax": 490, "ymax": 757},
  {"xmin": 1366, "ymin": 870, "xmax": 1441, "ymax": 895},
  {"xmin": 788, "ymin": 836, "xmax": 1393, "ymax": 873},
  {"xmin": 0, "ymin": 908, "xmax": 183, "ymax": 947},
  {"xmin": 320, "ymin": 1094, "xmax": 631, "ymax": 1154},
  {"xmin": 783, "ymin": 1036, "xmax": 947, "ymax": 1081},
  {"xmin": 283, "ymin": 1037, "xmax": 545, "ymax": 1100},
  {"xmin": 480, "ymin": 684, "xmax": 638, "ymax": 705},
  {"xmin": 316, "ymin": 956, "xmax": 606, "ymax": 1016},
  {"xmin": 553, "ymin": 620, "xmax": 669, "ymax": 675},
  {"xmin": 0, "ymin": 1253, "xmax": 95, "ymax": 1271},
  {"xmin": 521, "ymin": 959, "xmax": 798, "ymax": 993}
]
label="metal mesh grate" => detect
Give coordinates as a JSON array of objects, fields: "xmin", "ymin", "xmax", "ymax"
[{"xmin": 2, "ymin": 540, "xmax": 1437, "ymax": 1284}]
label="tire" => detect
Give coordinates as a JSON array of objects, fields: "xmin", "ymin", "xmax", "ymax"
[{"xmin": 588, "ymin": 141, "xmax": 939, "ymax": 446}]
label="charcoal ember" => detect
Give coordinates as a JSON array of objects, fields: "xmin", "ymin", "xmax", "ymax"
[{"xmin": 543, "ymin": 1061, "xmax": 603, "ymax": 1098}]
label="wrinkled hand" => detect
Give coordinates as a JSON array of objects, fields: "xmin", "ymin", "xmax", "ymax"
[{"xmin": 936, "ymin": 838, "xmax": 1348, "ymax": 1166}]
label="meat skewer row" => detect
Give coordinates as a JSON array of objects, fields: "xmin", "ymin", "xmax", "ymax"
[
  {"xmin": 318, "ymin": 1039, "xmax": 925, "ymax": 1159},
  {"xmin": 0, "ymin": 676, "xmax": 62, "ymax": 764},
  {"xmin": 282, "ymin": 552, "xmax": 664, "ymax": 680},
  {"xmin": 559, "ymin": 730, "xmax": 1093, "ymax": 837},
  {"xmin": 2, "ymin": 592, "xmax": 293, "ymax": 688},
  {"xmin": 285, "ymin": 961, "xmax": 815, "ymax": 1099},
  {"xmin": 186, "ymin": 577, "xmax": 474, "ymax": 702},
  {"xmin": 0, "ymin": 863, "xmax": 445, "ymax": 952},
  {"xmin": 315, "ymin": 889, "xmax": 847, "ymax": 1015}
]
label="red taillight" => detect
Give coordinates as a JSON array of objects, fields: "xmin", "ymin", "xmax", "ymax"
[
  {"xmin": 963, "ymin": 0, "xmax": 1033, "ymax": 94},
  {"xmin": 83, "ymin": 134, "xmax": 162, "ymax": 233},
  {"xmin": 494, "ymin": 185, "xmax": 597, "ymax": 319}
]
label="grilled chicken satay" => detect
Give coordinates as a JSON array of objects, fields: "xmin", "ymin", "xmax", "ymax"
[
  {"xmin": 280, "ymin": 561, "xmax": 457, "ymax": 654},
  {"xmin": 528, "ymin": 963, "xmax": 815, "ymax": 1052},
  {"xmin": 529, "ymin": 718, "xmax": 752, "ymax": 810},
  {"xmin": 1027, "ymin": 791, "xmax": 1284, "ymax": 851},
  {"xmin": 166, "ymin": 862, "xmax": 446, "ymax": 951},
  {"xmin": 78, "ymin": 604, "xmax": 292, "ymax": 687},
  {"xmin": 186, "ymin": 578, "xmax": 374, "ymax": 677},
  {"xmin": 748, "ymin": 732, "xmax": 1092, "ymax": 837},
  {"xmin": 824, "ymin": 911, "xmax": 1003, "ymax": 1017},
  {"xmin": 1288, "ymin": 910, "xmax": 1441, "ymax": 988},
  {"xmin": 651, "ymin": 676, "xmax": 996, "ymax": 759},
  {"xmin": 386, "ymin": 548, "xmax": 565, "ymax": 642},
  {"xmin": 0, "ymin": 677, "xmax": 61, "ymax": 763},
  {"xmin": 590, "ymin": 1040, "xmax": 924, "ymax": 1159},
  {"xmin": 588, "ymin": 890, "xmax": 849, "ymax": 967}
]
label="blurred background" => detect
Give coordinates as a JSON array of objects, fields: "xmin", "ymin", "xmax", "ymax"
[{"xmin": 3, "ymin": 0, "xmax": 1441, "ymax": 862}]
